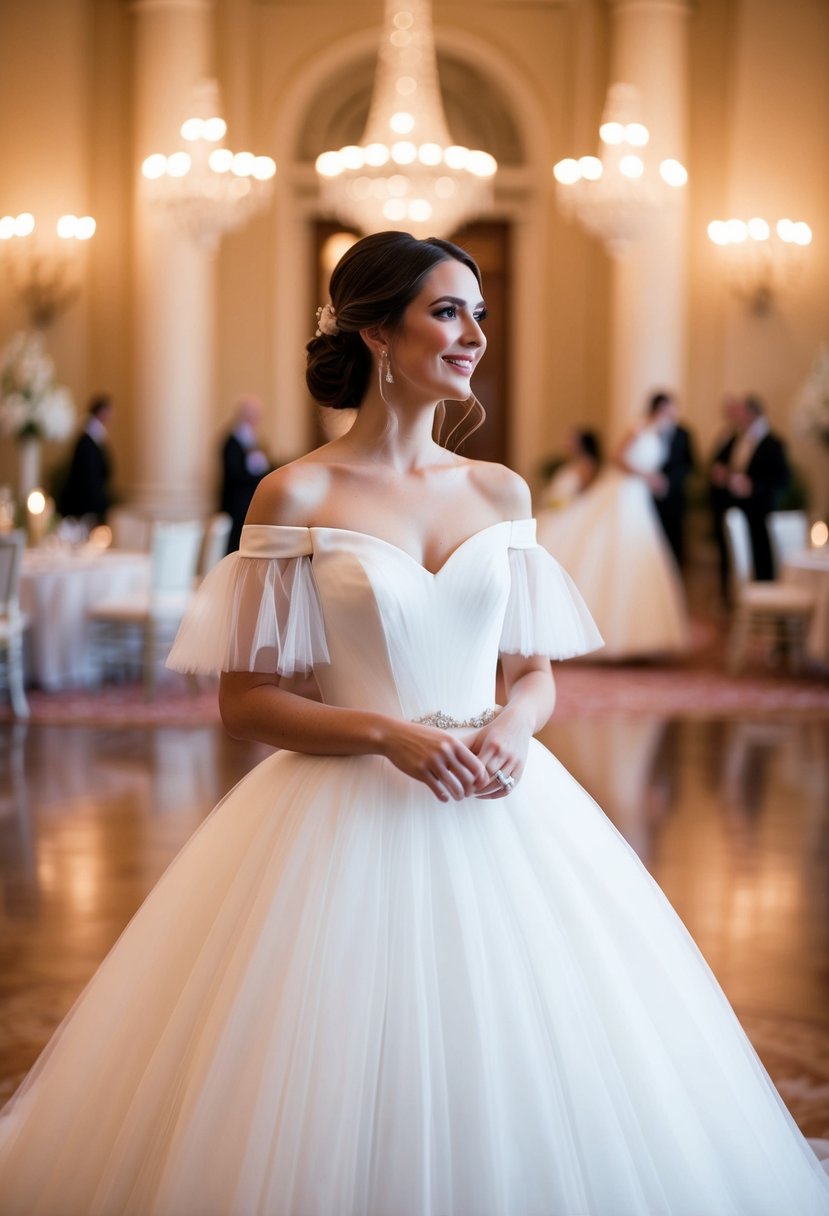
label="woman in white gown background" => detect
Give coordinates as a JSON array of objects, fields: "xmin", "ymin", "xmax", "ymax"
[
  {"xmin": 537, "ymin": 414, "xmax": 691, "ymax": 659},
  {"xmin": 1, "ymin": 232, "xmax": 828, "ymax": 1216}
]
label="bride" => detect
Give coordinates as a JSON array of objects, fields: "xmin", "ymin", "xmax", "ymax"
[
  {"xmin": 537, "ymin": 412, "xmax": 691, "ymax": 659},
  {"xmin": 1, "ymin": 231, "xmax": 827, "ymax": 1215}
]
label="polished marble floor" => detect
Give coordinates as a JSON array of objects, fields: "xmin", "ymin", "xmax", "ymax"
[{"xmin": 1, "ymin": 714, "xmax": 828, "ymax": 1138}]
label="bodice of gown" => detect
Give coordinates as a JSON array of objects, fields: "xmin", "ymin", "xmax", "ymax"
[
  {"xmin": 167, "ymin": 518, "xmax": 602, "ymax": 723},
  {"xmin": 622, "ymin": 426, "xmax": 665, "ymax": 476},
  {"xmin": 308, "ymin": 523, "xmax": 511, "ymax": 720}
]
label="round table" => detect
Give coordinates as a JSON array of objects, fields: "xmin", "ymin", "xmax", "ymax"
[{"xmin": 20, "ymin": 547, "xmax": 150, "ymax": 689}]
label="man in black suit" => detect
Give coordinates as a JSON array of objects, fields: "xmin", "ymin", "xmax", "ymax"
[
  {"xmin": 57, "ymin": 394, "xmax": 114, "ymax": 523},
  {"xmin": 647, "ymin": 391, "xmax": 695, "ymax": 568},
  {"xmin": 220, "ymin": 395, "xmax": 273, "ymax": 552},
  {"xmin": 709, "ymin": 393, "xmax": 791, "ymax": 598}
]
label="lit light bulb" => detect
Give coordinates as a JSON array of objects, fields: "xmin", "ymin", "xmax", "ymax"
[
  {"xmin": 340, "ymin": 145, "xmax": 365, "ymax": 170},
  {"xmin": 725, "ymin": 218, "xmax": 748, "ymax": 242},
  {"xmin": 364, "ymin": 143, "xmax": 390, "ymax": 167},
  {"xmin": 408, "ymin": 199, "xmax": 432, "ymax": 222},
  {"xmin": 390, "ymin": 111, "xmax": 415, "ymax": 134},
  {"xmin": 316, "ymin": 151, "xmax": 344, "ymax": 178},
  {"xmin": 578, "ymin": 156, "xmax": 602, "ymax": 181},
  {"xmin": 56, "ymin": 215, "xmax": 78, "ymax": 239},
  {"xmin": 180, "ymin": 118, "xmax": 204, "ymax": 142},
  {"xmin": 166, "ymin": 152, "xmax": 191, "ymax": 178},
  {"xmin": 599, "ymin": 121, "xmax": 625, "ymax": 145},
  {"xmin": 659, "ymin": 159, "xmax": 688, "ymax": 188},
  {"xmin": 553, "ymin": 158, "xmax": 581, "ymax": 185},
  {"xmin": 142, "ymin": 154, "xmax": 167, "ymax": 180},
  {"xmin": 619, "ymin": 155, "xmax": 644, "ymax": 179},
  {"xmin": 811, "ymin": 521, "xmax": 828, "ymax": 547},
  {"xmin": 624, "ymin": 122, "xmax": 649, "ymax": 147},
  {"xmin": 747, "ymin": 217, "xmax": 770, "ymax": 240}
]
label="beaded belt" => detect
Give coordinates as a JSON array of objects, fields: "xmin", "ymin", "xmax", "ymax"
[{"xmin": 413, "ymin": 707, "xmax": 499, "ymax": 729}]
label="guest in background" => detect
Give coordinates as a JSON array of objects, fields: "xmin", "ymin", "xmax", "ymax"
[
  {"xmin": 220, "ymin": 394, "xmax": 273, "ymax": 552},
  {"xmin": 57, "ymin": 394, "xmax": 115, "ymax": 524},
  {"xmin": 537, "ymin": 408, "xmax": 689, "ymax": 659},
  {"xmin": 709, "ymin": 393, "xmax": 791, "ymax": 598},
  {"xmin": 540, "ymin": 428, "xmax": 602, "ymax": 509},
  {"xmin": 647, "ymin": 391, "xmax": 695, "ymax": 569}
]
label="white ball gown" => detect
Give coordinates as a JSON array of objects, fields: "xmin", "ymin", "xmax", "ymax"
[
  {"xmin": 537, "ymin": 427, "xmax": 690, "ymax": 658},
  {"xmin": 1, "ymin": 519, "xmax": 828, "ymax": 1216}
]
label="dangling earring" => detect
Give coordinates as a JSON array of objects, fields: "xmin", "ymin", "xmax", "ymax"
[{"xmin": 382, "ymin": 350, "xmax": 394, "ymax": 384}]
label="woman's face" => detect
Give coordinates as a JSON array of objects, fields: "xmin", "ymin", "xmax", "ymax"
[{"xmin": 388, "ymin": 259, "xmax": 487, "ymax": 403}]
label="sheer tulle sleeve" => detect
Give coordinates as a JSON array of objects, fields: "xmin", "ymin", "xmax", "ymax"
[
  {"xmin": 166, "ymin": 525, "xmax": 330, "ymax": 677},
  {"xmin": 500, "ymin": 519, "xmax": 604, "ymax": 660}
]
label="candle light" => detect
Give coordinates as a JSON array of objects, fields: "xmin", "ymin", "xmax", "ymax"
[
  {"xmin": 810, "ymin": 520, "xmax": 828, "ymax": 548},
  {"xmin": 26, "ymin": 488, "xmax": 51, "ymax": 547}
]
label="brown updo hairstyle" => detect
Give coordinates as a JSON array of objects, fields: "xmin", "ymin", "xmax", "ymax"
[{"xmin": 306, "ymin": 230, "xmax": 486, "ymax": 449}]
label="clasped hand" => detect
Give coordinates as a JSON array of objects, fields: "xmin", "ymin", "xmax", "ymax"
[{"xmin": 385, "ymin": 711, "xmax": 530, "ymax": 803}]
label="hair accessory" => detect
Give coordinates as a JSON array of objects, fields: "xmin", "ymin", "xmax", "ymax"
[
  {"xmin": 494, "ymin": 769, "xmax": 514, "ymax": 790},
  {"xmin": 315, "ymin": 303, "xmax": 338, "ymax": 337},
  {"xmin": 382, "ymin": 349, "xmax": 394, "ymax": 384}
]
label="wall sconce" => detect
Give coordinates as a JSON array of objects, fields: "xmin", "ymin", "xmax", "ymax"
[
  {"xmin": 0, "ymin": 211, "xmax": 96, "ymax": 327},
  {"xmin": 707, "ymin": 216, "xmax": 812, "ymax": 314}
]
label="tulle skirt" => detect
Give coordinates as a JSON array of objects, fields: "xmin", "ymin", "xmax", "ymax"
[
  {"xmin": 1, "ymin": 741, "xmax": 828, "ymax": 1215},
  {"xmin": 536, "ymin": 472, "xmax": 690, "ymax": 659}
]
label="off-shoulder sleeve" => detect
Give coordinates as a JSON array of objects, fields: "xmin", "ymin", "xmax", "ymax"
[
  {"xmin": 166, "ymin": 525, "xmax": 330, "ymax": 677},
  {"xmin": 499, "ymin": 519, "xmax": 604, "ymax": 660}
]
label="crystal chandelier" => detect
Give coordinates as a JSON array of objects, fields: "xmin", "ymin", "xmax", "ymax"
[
  {"xmin": 553, "ymin": 83, "xmax": 687, "ymax": 257},
  {"xmin": 315, "ymin": 0, "xmax": 496, "ymax": 238},
  {"xmin": 707, "ymin": 216, "xmax": 813, "ymax": 314},
  {"xmin": 141, "ymin": 79, "xmax": 276, "ymax": 251}
]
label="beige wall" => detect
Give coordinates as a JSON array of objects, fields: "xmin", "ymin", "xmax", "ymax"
[
  {"xmin": 0, "ymin": 0, "xmax": 827, "ymax": 508},
  {"xmin": 688, "ymin": 0, "xmax": 829, "ymax": 507}
]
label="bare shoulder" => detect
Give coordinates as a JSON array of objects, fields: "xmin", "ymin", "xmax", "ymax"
[
  {"xmin": 246, "ymin": 458, "xmax": 332, "ymax": 527},
  {"xmin": 465, "ymin": 460, "xmax": 532, "ymax": 520}
]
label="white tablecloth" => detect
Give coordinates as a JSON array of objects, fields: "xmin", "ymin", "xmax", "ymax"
[
  {"xmin": 783, "ymin": 548, "xmax": 829, "ymax": 667},
  {"xmin": 20, "ymin": 548, "xmax": 151, "ymax": 689}
]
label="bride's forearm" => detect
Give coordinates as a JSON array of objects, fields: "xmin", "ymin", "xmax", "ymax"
[
  {"xmin": 499, "ymin": 660, "xmax": 557, "ymax": 733},
  {"xmin": 219, "ymin": 673, "xmax": 397, "ymax": 757}
]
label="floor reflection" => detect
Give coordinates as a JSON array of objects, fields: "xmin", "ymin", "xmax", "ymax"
[{"xmin": 1, "ymin": 716, "xmax": 828, "ymax": 1135}]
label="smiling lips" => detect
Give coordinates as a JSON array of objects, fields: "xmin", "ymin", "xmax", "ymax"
[{"xmin": 442, "ymin": 356, "xmax": 475, "ymax": 376}]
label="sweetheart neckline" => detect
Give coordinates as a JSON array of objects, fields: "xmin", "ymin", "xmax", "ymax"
[{"xmin": 310, "ymin": 519, "xmax": 516, "ymax": 578}]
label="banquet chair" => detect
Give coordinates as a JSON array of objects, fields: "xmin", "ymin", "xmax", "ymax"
[
  {"xmin": 723, "ymin": 507, "xmax": 815, "ymax": 674},
  {"xmin": 767, "ymin": 509, "xmax": 809, "ymax": 572},
  {"xmin": 197, "ymin": 512, "xmax": 233, "ymax": 580},
  {"xmin": 0, "ymin": 531, "xmax": 30, "ymax": 718},
  {"xmin": 88, "ymin": 519, "xmax": 204, "ymax": 698}
]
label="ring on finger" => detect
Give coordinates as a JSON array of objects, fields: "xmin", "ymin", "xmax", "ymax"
[{"xmin": 494, "ymin": 769, "xmax": 514, "ymax": 790}]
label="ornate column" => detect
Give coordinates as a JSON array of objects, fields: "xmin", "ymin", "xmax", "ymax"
[
  {"xmin": 607, "ymin": 0, "xmax": 691, "ymax": 442},
  {"xmin": 131, "ymin": 0, "xmax": 215, "ymax": 517}
]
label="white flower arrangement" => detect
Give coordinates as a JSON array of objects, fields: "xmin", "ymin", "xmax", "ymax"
[
  {"xmin": 0, "ymin": 331, "xmax": 75, "ymax": 442},
  {"xmin": 793, "ymin": 343, "xmax": 829, "ymax": 449}
]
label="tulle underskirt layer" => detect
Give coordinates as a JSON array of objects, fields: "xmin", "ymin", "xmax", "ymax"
[
  {"xmin": 1, "ymin": 743, "xmax": 828, "ymax": 1215},
  {"xmin": 536, "ymin": 476, "xmax": 690, "ymax": 659}
]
